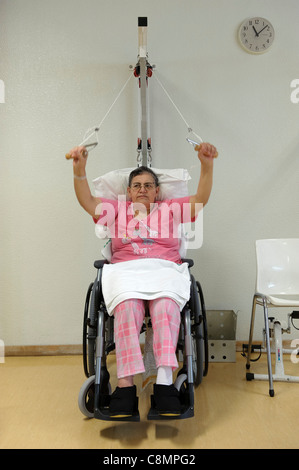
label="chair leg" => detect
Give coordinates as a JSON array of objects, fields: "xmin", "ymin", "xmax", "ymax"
[
  {"xmin": 246, "ymin": 295, "xmax": 274, "ymax": 397},
  {"xmin": 262, "ymin": 298, "xmax": 274, "ymax": 397},
  {"xmin": 246, "ymin": 296, "xmax": 257, "ymax": 370}
]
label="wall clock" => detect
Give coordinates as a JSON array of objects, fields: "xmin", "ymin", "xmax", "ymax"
[{"xmin": 238, "ymin": 17, "xmax": 275, "ymax": 54}]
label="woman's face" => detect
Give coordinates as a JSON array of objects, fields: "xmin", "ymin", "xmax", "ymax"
[{"xmin": 127, "ymin": 173, "xmax": 159, "ymax": 210}]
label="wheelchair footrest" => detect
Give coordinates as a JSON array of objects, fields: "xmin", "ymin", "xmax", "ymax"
[
  {"xmin": 147, "ymin": 395, "xmax": 194, "ymax": 420},
  {"xmin": 95, "ymin": 407, "xmax": 140, "ymax": 422},
  {"xmin": 94, "ymin": 397, "xmax": 140, "ymax": 422}
]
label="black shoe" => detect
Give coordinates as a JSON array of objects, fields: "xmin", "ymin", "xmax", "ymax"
[
  {"xmin": 153, "ymin": 384, "xmax": 181, "ymax": 416},
  {"xmin": 109, "ymin": 385, "xmax": 137, "ymax": 418}
]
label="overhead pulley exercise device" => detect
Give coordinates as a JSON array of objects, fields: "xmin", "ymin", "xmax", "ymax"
[{"xmin": 66, "ymin": 17, "xmax": 210, "ymax": 164}]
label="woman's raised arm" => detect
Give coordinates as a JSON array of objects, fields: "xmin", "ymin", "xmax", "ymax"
[
  {"xmin": 189, "ymin": 142, "xmax": 218, "ymax": 219},
  {"xmin": 66, "ymin": 146, "xmax": 101, "ymax": 219}
]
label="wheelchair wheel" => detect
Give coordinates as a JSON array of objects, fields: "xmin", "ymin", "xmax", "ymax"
[
  {"xmin": 196, "ymin": 280, "xmax": 209, "ymax": 378},
  {"xmin": 78, "ymin": 375, "xmax": 95, "ymax": 418},
  {"xmin": 190, "ymin": 276, "xmax": 208, "ymax": 386},
  {"xmin": 83, "ymin": 282, "xmax": 97, "ymax": 378},
  {"xmin": 78, "ymin": 374, "xmax": 112, "ymax": 418},
  {"xmin": 192, "ymin": 316, "xmax": 204, "ymax": 386}
]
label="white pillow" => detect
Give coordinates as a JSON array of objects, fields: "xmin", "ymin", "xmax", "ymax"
[{"xmin": 92, "ymin": 167, "xmax": 191, "ymax": 200}]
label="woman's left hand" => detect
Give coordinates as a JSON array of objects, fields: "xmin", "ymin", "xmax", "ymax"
[{"xmin": 195, "ymin": 142, "xmax": 218, "ymax": 166}]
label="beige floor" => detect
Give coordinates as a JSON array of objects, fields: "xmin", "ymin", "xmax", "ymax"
[{"xmin": 1, "ymin": 353, "xmax": 299, "ymax": 449}]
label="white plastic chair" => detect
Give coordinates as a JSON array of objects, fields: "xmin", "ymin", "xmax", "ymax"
[{"xmin": 246, "ymin": 239, "xmax": 299, "ymax": 396}]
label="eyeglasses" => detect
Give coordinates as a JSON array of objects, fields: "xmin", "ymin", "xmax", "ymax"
[{"xmin": 131, "ymin": 182, "xmax": 156, "ymax": 191}]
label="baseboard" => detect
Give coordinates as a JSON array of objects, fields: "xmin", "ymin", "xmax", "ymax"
[
  {"xmin": 5, "ymin": 344, "xmax": 82, "ymax": 356},
  {"xmin": 4, "ymin": 340, "xmax": 296, "ymax": 357}
]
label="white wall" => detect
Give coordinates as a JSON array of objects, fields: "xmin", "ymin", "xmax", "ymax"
[{"xmin": 1, "ymin": 0, "xmax": 299, "ymax": 347}]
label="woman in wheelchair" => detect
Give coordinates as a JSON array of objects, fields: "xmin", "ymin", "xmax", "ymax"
[{"xmin": 68, "ymin": 142, "xmax": 217, "ymax": 418}]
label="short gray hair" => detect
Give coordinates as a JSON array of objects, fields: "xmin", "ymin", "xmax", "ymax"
[{"xmin": 128, "ymin": 166, "xmax": 159, "ymax": 187}]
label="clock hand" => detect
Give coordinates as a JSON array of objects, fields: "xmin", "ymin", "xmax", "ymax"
[
  {"xmin": 252, "ymin": 25, "xmax": 259, "ymax": 37},
  {"xmin": 257, "ymin": 24, "xmax": 268, "ymax": 35}
]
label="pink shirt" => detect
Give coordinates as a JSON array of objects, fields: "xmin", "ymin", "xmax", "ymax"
[{"xmin": 94, "ymin": 196, "xmax": 194, "ymax": 264}]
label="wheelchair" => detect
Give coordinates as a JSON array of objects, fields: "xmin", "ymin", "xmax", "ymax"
[{"xmin": 78, "ymin": 258, "xmax": 209, "ymax": 421}]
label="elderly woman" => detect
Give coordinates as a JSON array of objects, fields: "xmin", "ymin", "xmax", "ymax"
[{"xmin": 68, "ymin": 142, "xmax": 217, "ymax": 417}]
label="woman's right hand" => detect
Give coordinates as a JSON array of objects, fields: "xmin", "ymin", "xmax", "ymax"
[{"xmin": 66, "ymin": 146, "xmax": 88, "ymax": 177}]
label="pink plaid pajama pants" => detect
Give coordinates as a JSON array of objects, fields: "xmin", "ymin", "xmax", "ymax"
[{"xmin": 113, "ymin": 298, "xmax": 181, "ymax": 379}]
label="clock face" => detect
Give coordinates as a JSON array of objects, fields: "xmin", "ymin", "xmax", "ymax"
[{"xmin": 238, "ymin": 17, "xmax": 275, "ymax": 54}]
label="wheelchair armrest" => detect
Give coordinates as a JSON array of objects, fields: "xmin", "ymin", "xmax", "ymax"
[
  {"xmin": 181, "ymin": 258, "xmax": 194, "ymax": 268},
  {"xmin": 94, "ymin": 260, "xmax": 107, "ymax": 269}
]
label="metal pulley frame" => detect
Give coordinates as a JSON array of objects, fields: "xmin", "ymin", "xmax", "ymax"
[
  {"xmin": 133, "ymin": 17, "xmax": 153, "ymax": 167},
  {"xmin": 132, "ymin": 17, "xmax": 204, "ymax": 167}
]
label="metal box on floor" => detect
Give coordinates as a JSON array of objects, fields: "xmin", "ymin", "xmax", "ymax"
[{"xmin": 207, "ymin": 310, "xmax": 237, "ymax": 362}]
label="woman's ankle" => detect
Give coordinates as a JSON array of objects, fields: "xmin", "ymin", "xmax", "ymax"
[
  {"xmin": 156, "ymin": 366, "xmax": 173, "ymax": 385},
  {"xmin": 118, "ymin": 376, "xmax": 134, "ymax": 388}
]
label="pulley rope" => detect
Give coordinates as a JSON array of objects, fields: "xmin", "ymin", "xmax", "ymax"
[
  {"xmin": 78, "ymin": 68, "xmax": 203, "ymax": 153},
  {"xmin": 79, "ymin": 72, "xmax": 133, "ymax": 147},
  {"xmin": 153, "ymin": 72, "xmax": 203, "ymax": 144}
]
